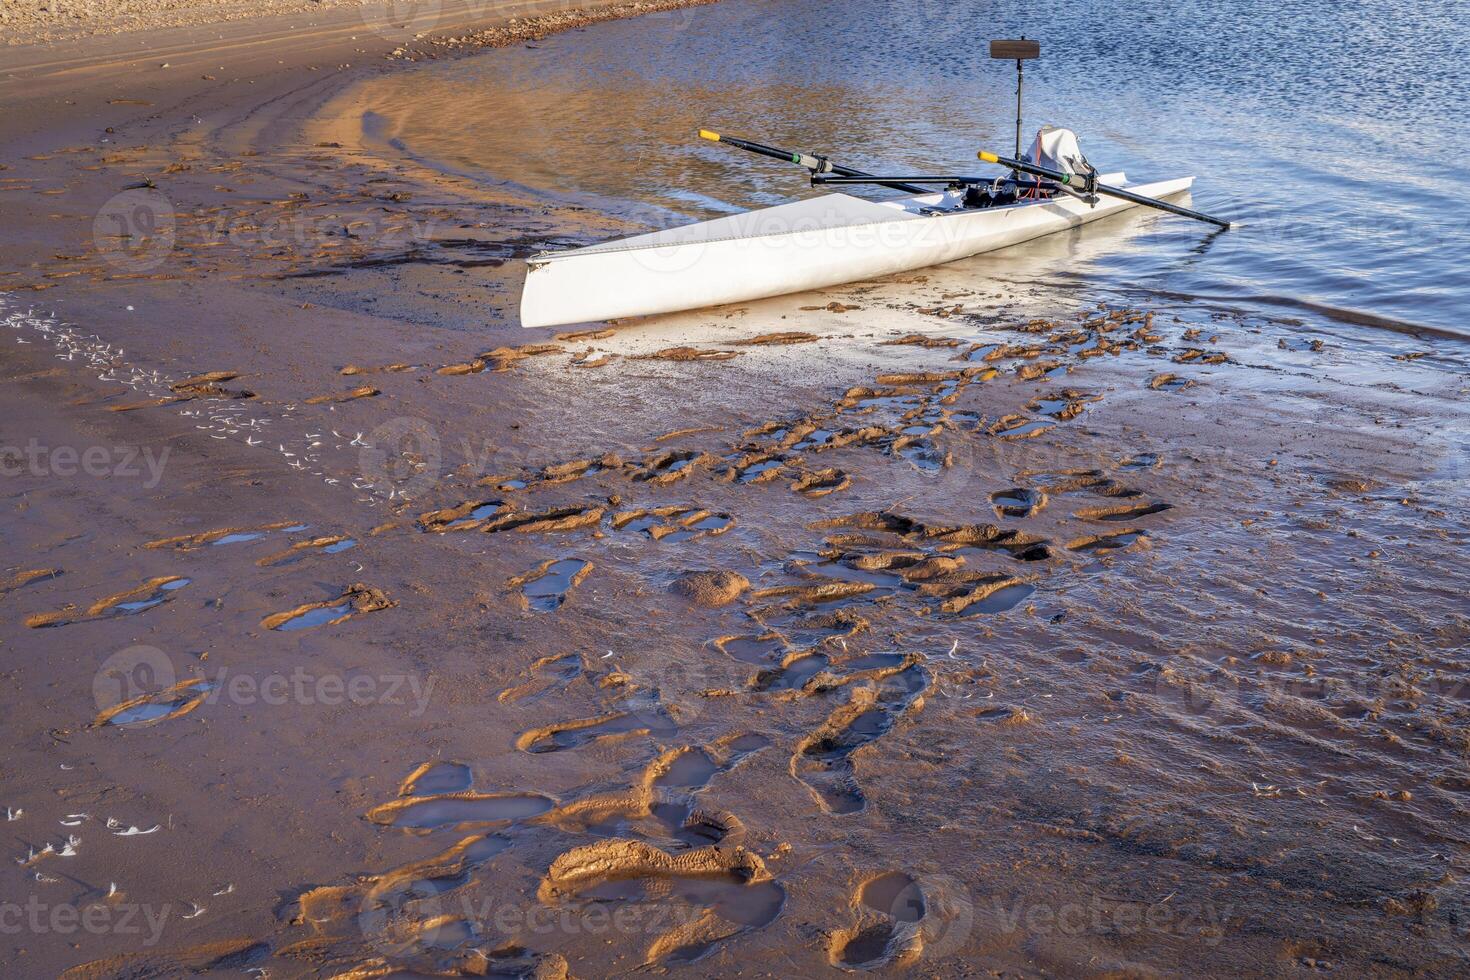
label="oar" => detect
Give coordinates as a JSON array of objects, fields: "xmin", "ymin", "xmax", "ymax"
[
  {"xmin": 978, "ymin": 149, "xmax": 1232, "ymax": 229},
  {"xmin": 699, "ymin": 130, "xmax": 929, "ymax": 195}
]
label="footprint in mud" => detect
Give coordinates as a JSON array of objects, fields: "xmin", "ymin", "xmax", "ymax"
[
  {"xmin": 398, "ymin": 761, "xmax": 473, "ymax": 796},
  {"xmin": 145, "ymin": 521, "xmax": 299, "ymax": 551},
  {"xmin": 630, "ymin": 449, "xmax": 714, "ymax": 484},
  {"xmin": 508, "ymin": 557, "xmax": 592, "ymax": 611},
  {"xmin": 1027, "ymin": 390, "xmax": 1095, "ymax": 421},
  {"xmin": 650, "ymin": 734, "xmax": 770, "ymax": 793},
  {"xmin": 1149, "ymin": 372, "xmax": 1192, "ymax": 391},
  {"xmin": 497, "ymin": 652, "xmax": 582, "ymax": 704},
  {"xmin": 0, "ymin": 567, "xmax": 60, "ymax": 599},
  {"xmin": 93, "ymin": 678, "xmax": 213, "ymax": 727},
  {"xmin": 751, "ymin": 651, "xmax": 830, "ymax": 693},
  {"xmin": 832, "ymin": 871, "xmax": 928, "ymax": 969},
  {"xmin": 792, "ymin": 665, "xmax": 928, "ymax": 814},
  {"xmin": 255, "ymin": 533, "xmax": 356, "ymax": 566},
  {"xmin": 1067, "ymin": 528, "xmax": 1149, "ymax": 553},
  {"xmin": 613, "ymin": 506, "xmax": 733, "ymax": 543},
  {"xmin": 791, "ymin": 467, "xmax": 851, "ymax": 497},
  {"xmin": 538, "ymin": 837, "xmax": 783, "ymax": 966},
  {"xmin": 990, "ymin": 414, "xmax": 1055, "ymax": 440},
  {"xmin": 956, "ymin": 342, "xmax": 1007, "ymax": 362},
  {"xmin": 750, "ymin": 581, "xmax": 876, "ymax": 611},
  {"xmin": 990, "ymin": 487, "xmax": 1046, "ymax": 518},
  {"xmin": 1073, "ymin": 501, "xmax": 1172, "ymax": 522},
  {"xmin": 484, "ymin": 452, "xmax": 622, "ymax": 492},
  {"xmin": 367, "ymin": 791, "xmax": 556, "ymax": 831},
  {"xmin": 515, "ymin": 707, "xmax": 676, "ymax": 754},
  {"xmin": 1027, "ymin": 469, "xmax": 1141, "ymax": 499},
  {"xmin": 303, "ymin": 384, "xmax": 378, "ymax": 404},
  {"xmin": 714, "ymin": 632, "xmax": 787, "ymax": 666},
  {"xmin": 417, "ymin": 498, "xmax": 507, "ymax": 532},
  {"xmin": 421, "ymin": 500, "xmax": 604, "ymax": 535},
  {"xmin": 26, "ymin": 575, "xmax": 190, "ymax": 628},
  {"xmin": 1119, "ymin": 452, "xmax": 1161, "ymax": 470},
  {"xmin": 893, "ymin": 433, "xmax": 949, "ymax": 473},
  {"xmin": 261, "ymin": 583, "xmax": 395, "ymax": 631},
  {"xmin": 731, "ymin": 454, "xmax": 787, "ymax": 484}
]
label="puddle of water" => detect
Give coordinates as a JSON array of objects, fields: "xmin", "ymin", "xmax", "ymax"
[
  {"xmin": 861, "ymin": 871, "xmax": 925, "ymax": 921},
  {"xmin": 622, "ymin": 515, "xmax": 660, "ymax": 535},
  {"xmin": 842, "ymin": 652, "xmax": 906, "ymax": 671},
  {"xmin": 997, "ymin": 420, "xmax": 1055, "ymax": 439},
  {"xmin": 845, "ymin": 707, "xmax": 892, "ymax": 741},
  {"xmin": 964, "ymin": 344, "xmax": 1003, "ymax": 362},
  {"xmin": 1090, "ymin": 502, "xmax": 1172, "ymax": 522},
  {"xmin": 897, "ymin": 441, "xmax": 945, "ymax": 473},
  {"xmin": 1072, "ymin": 530, "xmax": 1147, "ymax": 552},
  {"xmin": 660, "ymin": 513, "xmax": 733, "ymax": 544},
  {"xmin": 275, "ymin": 602, "xmax": 352, "ymax": 631},
  {"xmin": 323, "ymin": 538, "xmax": 358, "ymax": 553},
  {"xmin": 522, "ymin": 558, "xmax": 592, "ymax": 612},
  {"xmin": 284, "ymin": 524, "xmax": 310, "ymax": 532},
  {"xmin": 737, "ymin": 459, "xmax": 783, "ymax": 483},
  {"xmin": 856, "ymin": 395, "xmax": 919, "ymax": 412},
  {"xmin": 389, "ymin": 794, "xmax": 554, "ymax": 829},
  {"xmin": 718, "ymin": 635, "xmax": 786, "ymax": 664},
  {"xmin": 991, "ymin": 488, "xmax": 1044, "ymax": 517},
  {"xmin": 1031, "ymin": 398, "xmax": 1072, "ymax": 417},
  {"xmin": 421, "ymin": 918, "xmax": 478, "ymax": 949},
  {"xmin": 969, "ymin": 582, "xmax": 1035, "ymax": 613},
  {"xmin": 211, "ymin": 532, "xmax": 264, "ymax": 546},
  {"xmin": 105, "ymin": 681, "xmax": 216, "ymax": 726},
  {"xmin": 654, "ymin": 749, "xmax": 719, "ymax": 790},
  {"xmin": 106, "ymin": 701, "xmax": 179, "ymax": 725},
  {"xmin": 792, "ymin": 429, "xmax": 834, "ymax": 450},
  {"xmin": 726, "ymin": 733, "xmax": 771, "ymax": 755},
  {"xmin": 446, "ymin": 502, "xmax": 506, "ymax": 530},
  {"xmin": 114, "ymin": 577, "xmax": 191, "ymax": 614},
  {"xmin": 536, "ymin": 712, "xmax": 670, "ymax": 753},
  {"xmin": 760, "ymin": 654, "xmax": 827, "ymax": 692},
  {"xmin": 464, "ymin": 834, "xmax": 512, "ymax": 862},
  {"xmin": 823, "ymin": 561, "xmax": 904, "ymax": 590},
  {"xmin": 408, "ymin": 761, "xmax": 473, "ymax": 795}
]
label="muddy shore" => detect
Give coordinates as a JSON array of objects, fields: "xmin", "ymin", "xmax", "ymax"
[{"xmin": 3, "ymin": 2, "xmax": 1470, "ymax": 977}]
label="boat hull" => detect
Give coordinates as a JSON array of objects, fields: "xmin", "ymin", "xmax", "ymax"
[{"xmin": 520, "ymin": 176, "xmax": 1194, "ymax": 328}]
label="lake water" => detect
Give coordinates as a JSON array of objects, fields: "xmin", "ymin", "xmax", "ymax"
[{"xmin": 364, "ymin": 0, "xmax": 1469, "ymax": 337}]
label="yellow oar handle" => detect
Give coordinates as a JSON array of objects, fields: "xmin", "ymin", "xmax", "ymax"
[
  {"xmin": 978, "ymin": 150, "xmax": 1001, "ymax": 164},
  {"xmin": 699, "ymin": 130, "xmax": 721, "ymax": 142}
]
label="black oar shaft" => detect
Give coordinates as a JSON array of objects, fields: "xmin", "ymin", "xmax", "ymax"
[
  {"xmin": 979, "ymin": 150, "xmax": 1231, "ymax": 229},
  {"xmin": 813, "ymin": 176, "xmax": 980, "ymax": 184},
  {"xmin": 700, "ymin": 130, "xmax": 928, "ymax": 195}
]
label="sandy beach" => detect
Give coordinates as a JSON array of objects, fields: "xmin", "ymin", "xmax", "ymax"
[{"xmin": 3, "ymin": 1, "xmax": 1469, "ymax": 977}]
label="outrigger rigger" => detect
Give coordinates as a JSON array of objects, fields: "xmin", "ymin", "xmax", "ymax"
[{"xmin": 519, "ymin": 39, "xmax": 1231, "ymax": 329}]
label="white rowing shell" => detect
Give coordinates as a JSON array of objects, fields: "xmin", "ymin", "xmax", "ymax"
[{"xmin": 520, "ymin": 173, "xmax": 1193, "ymax": 328}]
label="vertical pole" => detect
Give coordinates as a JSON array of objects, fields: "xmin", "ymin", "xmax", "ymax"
[{"xmin": 1015, "ymin": 58, "xmax": 1023, "ymax": 159}]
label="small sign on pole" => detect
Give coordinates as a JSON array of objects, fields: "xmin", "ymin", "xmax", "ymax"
[{"xmin": 990, "ymin": 38, "xmax": 1041, "ymax": 158}]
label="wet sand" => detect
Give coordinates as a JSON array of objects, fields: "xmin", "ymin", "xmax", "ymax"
[{"xmin": 3, "ymin": 2, "xmax": 1470, "ymax": 978}]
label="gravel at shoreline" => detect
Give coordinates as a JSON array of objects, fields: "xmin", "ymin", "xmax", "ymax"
[
  {"xmin": 2, "ymin": 0, "xmax": 716, "ymax": 47},
  {"xmin": 2, "ymin": 0, "xmax": 371, "ymax": 45}
]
